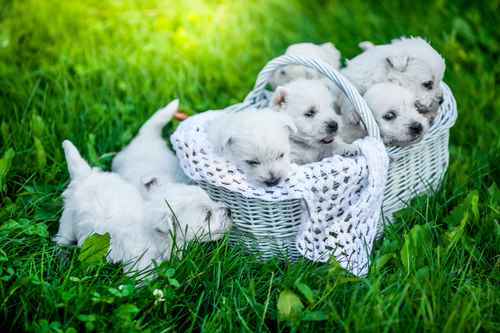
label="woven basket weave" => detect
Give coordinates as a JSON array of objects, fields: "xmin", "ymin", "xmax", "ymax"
[{"xmin": 173, "ymin": 55, "xmax": 457, "ymax": 261}]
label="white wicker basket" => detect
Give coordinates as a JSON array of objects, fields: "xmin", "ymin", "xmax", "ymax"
[{"xmin": 172, "ymin": 55, "xmax": 457, "ymax": 266}]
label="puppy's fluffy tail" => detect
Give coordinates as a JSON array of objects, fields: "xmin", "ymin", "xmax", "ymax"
[
  {"xmin": 139, "ymin": 99, "xmax": 179, "ymax": 137},
  {"xmin": 62, "ymin": 140, "xmax": 91, "ymax": 180}
]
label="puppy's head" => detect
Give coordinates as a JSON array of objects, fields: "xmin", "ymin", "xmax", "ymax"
[
  {"xmin": 272, "ymin": 79, "xmax": 343, "ymax": 149},
  {"xmin": 221, "ymin": 109, "xmax": 296, "ymax": 187},
  {"xmin": 385, "ymin": 52, "xmax": 444, "ymax": 122},
  {"xmin": 363, "ymin": 83, "xmax": 430, "ymax": 147},
  {"xmin": 270, "ymin": 65, "xmax": 319, "ymax": 89},
  {"xmin": 269, "ymin": 42, "xmax": 341, "ymax": 88},
  {"xmin": 143, "ymin": 180, "xmax": 232, "ymax": 245},
  {"xmin": 390, "ymin": 37, "xmax": 446, "ymax": 82}
]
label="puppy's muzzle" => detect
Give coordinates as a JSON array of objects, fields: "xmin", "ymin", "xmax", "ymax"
[
  {"xmin": 408, "ymin": 122, "xmax": 423, "ymax": 136},
  {"xmin": 414, "ymin": 101, "xmax": 431, "ymax": 114},
  {"xmin": 264, "ymin": 175, "xmax": 282, "ymax": 187},
  {"xmin": 325, "ymin": 121, "xmax": 338, "ymax": 134}
]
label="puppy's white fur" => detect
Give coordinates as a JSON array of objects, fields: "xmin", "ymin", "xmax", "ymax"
[
  {"xmin": 391, "ymin": 37, "xmax": 445, "ymax": 84},
  {"xmin": 271, "ymin": 79, "xmax": 358, "ymax": 164},
  {"xmin": 269, "ymin": 42, "xmax": 342, "ymax": 88},
  {"xmin": 207, "ymin": 108, "xmax": 296, "ymax": 187},
  {"xmin": 54, "ymin": 140, "xmax": 169, "ymax": 273},
  {"xmin": 112, "ymin": 100, "xmax": 187, "ymax": 197},
  {"xmin": 57, "ymin": 138, "xmax": 232, "ymax": 273},
  {"xmin": 339, "ymin": 83, "xmax": 429, "ymax": 146},
  {"xmin": 112, "ymin": 100, "xmax": 232, "ymax": 247},
  {"xmin": 143, "ymin": 181, "xmax": 231, "ymax": 248},
  {"xmin": 342, "ymin": 36, "xmax": 445, "ymax": 118},
  {"xmin": 359, "ymin": 37, "xmax": 445, "ymax": 84}
]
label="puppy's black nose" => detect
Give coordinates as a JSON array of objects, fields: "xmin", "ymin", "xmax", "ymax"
[
  {"xmin": 415, "ymin": 101, "xmax": 429, "ymax": 114},
  {"xmin": 325, "ymin": 121, "xmax": 338, "ymax": 133},
  {"xmin": 438, "ymin": 96, "xmax": 444, "ymax": 105},
  {"xmin": 264, "ymin": 176, "xmax": 281, "ymax": 187},
  {"xmin": 409, "ymin": 122, "xmax": 423, "ymax": 136}
]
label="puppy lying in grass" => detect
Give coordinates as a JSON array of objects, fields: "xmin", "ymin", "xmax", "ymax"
[
  {"xmin": 269, "ymin": 42, "xmax": 342, "ymax": 89},
  {"xmin": 271, "ymin": 79, "xmax": 359, "ymax": 164},
  {"xmin": 207, "ymin": 108, "xmax": 296, "ymax": 187},
  {"xmin": 54, "ymin": 140, "xmax": 169, "ymax": 273},
  {"xmin": 112, "ymin": 99, "xmax": 232, "ymax": 244},
  {"xmin": 342, "ymin": 36, "xmax": 445, "ymax": 124}
]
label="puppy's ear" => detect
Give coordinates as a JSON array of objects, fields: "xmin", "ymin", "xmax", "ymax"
[
  {"xmin": 223, "ymin": 136, "xmax": 234, "ymax": 150},
  {"xmin": 277, "ymin": 114, "xmax": 297, "ymax": 134},
  {"xmin": 320, "ymin": 42, "xmax": 336, "ymax": 51},
  {"xmin": 272, "ymin": 87, "xmax": 288, "ymax": 108},
  {"xmin": 339, "ymin": 96, "xmax": 361, "ymax": 125},
  {"xmin": 141, "ymin": 175, "xmax": 159, "ymax": 192},
  {"xmin": 320, "ymin": 42, "xmax": 341, "ymax": 61},
  {"xmin": 386, "ymin": 55, "xmax": 409, "ymax": 72},
  {"xmin": 215, "ymin": 132, "xmax": 235, "ymax": 154},
  {"xmin": 154, "ymin": 212, "xmax": 172, "ymax": 235},
  {"xmin": 358, "ymin": 41, "xmax": 375, "ymax": 51}
]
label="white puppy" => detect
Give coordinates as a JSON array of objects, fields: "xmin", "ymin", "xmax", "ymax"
[
  {"xmin": 342, "ymin": 36, "xmax": 445, "ymax": 118},
  {"xmin": 112, "ymin": 100, "xmax": 187, "ymax": 196},
  {"xmin": 269, "ymin": 42, "xmax": 342, "ymax": 89},
  {"xmin": 112, "ymin": 100, "xmax": 232, "ymax": 244},
  {"xmin": 339, "ymin": 83, "xmax": 429, "ymax": 147},
  {"xmin": 54, "ymin": 140, "xmax": 170, "ymax": 273},
  {"xmin": 207, "ymin": 108, "xmax": 296, "ymax": 187},
  {"xmin": 271, "ymin": 79, "xmax": 358, "ymax": 164},
  {"xmin": 57, "ymin": 140, "xmax": 232, "ymax": 273}
]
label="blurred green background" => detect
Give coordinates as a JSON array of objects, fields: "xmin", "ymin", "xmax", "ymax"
[{"xmin": 0, "ymin": 0, "xmax": 499, "ymax": 332}]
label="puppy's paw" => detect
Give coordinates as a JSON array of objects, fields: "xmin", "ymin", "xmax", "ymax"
[{"xmin": 338, "ymin": 143, "xmax": 361, "ymax": 157}]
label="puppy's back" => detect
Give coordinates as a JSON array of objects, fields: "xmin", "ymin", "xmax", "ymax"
[{"xmin": 65, "ymin": 171, "xmax": 145, "ymax": 241}]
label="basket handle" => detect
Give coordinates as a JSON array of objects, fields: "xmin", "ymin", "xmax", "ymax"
[{"xmin": 243, "ymin": 55, "xmax": 381, "ymax": 139}]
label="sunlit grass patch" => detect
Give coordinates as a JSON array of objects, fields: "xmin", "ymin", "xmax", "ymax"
[{"xmin": 0, "ymin": 0, "xmax": 499, "ymax": 331}]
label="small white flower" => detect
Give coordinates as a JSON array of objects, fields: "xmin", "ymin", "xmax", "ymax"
[{"xmin": 153, "ymin": 288, "xmax": 165, "ymax": 305}]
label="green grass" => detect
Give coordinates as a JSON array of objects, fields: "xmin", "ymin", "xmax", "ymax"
[{"xmin": 1, "ymin": 0, "xmax": 499, "ymax": 331}]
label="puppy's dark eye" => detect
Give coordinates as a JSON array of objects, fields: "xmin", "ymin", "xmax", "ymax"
[
  {"xmin": 383, "ymin": 111, "xmax": 397, "ymax": 121},
  {"xmin": 333, "ymin": 103, "xmax": 342, "ymax": 115},
  {"xmin": 304, "ymin": 107, "xmax": 317, "ymax": 118},
  {"xmin": 245, "ymin": 160, "xmax": 261, "ymax": 167},
  {"xmin": 280, "ymin": 69, "xmax": 287, "ymax": 76},
  {"xmin": 422, "ymin": 81, "xmax": 434, "ymax": 90},
  {"xmin": 277, "ymin": 152, "xmax": 285, "ymax": 160},
  {"xmin": 155, "ymin": 228, "xmax": 167, "ymax": 235}
]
